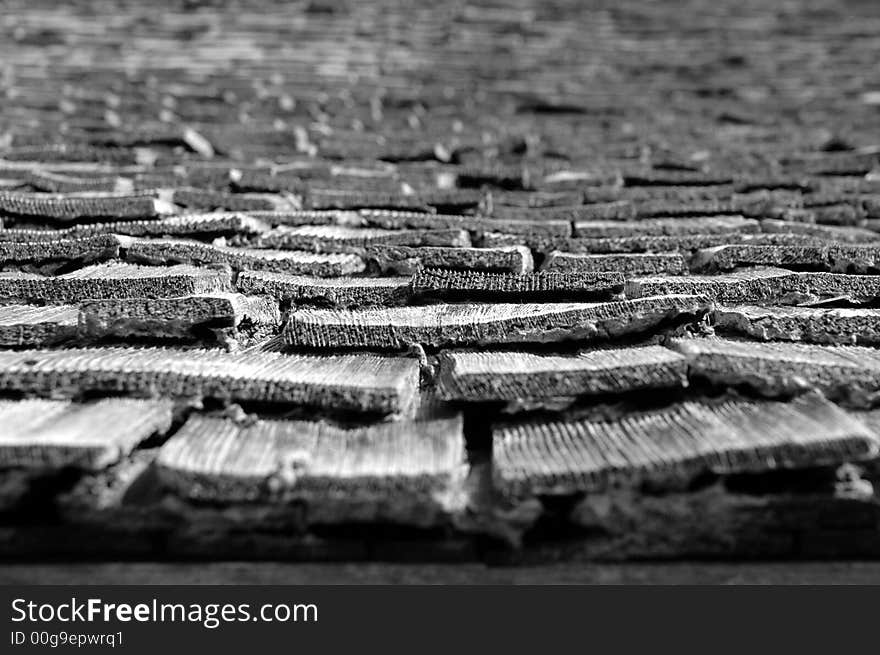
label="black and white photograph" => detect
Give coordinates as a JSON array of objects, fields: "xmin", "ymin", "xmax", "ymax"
[{"xmin": 2, "ymin": 0, "xmax": 880, "ymax": 605}]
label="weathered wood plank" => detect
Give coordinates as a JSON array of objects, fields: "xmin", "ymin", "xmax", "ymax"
[
  {"xmin": 171, "ymin": 188, "xmax": 288, "ymax": 212},
  {"xmin": 626, "ymin": 267, "xmax": 795, "ymax": 303},
  {"xmin": 0, "ymin": 191, "xmax": 174, "ymax": 221},
  {"xmin": 494, "ymin": 392, "xmax": 877, "ymax": 498},
  {"xmin": 237, "ymin": 271, "xmax": 412, "ymax": 307},
  {"xmin": 0, "ymin": 304, "xmax": 79, "ymax": 346},
  {"xmin": 0, "ymin": 212, "xmax": 270, "ymax": 239},
  {"xmin": 0, "ymin": 234, "xmax": 121, "ymax": 265},
  {"xmin": 492, "ymin": 201, "xmax": 635, "ymax": 221},
  {"xmin": 411, "ymin": 268, "xmax": 624, "ymax": 301},
  {"xmin": 79, "ymin": 293, "xmax": 281, "ymax": 343},
  {"xmin": 356, "ymin": 208, "xmax": 572, "ymax": 239},
  {"xmin": 489, "ymin": 232, "xmax": 807, "ymax": 255},
  {"xmin": 542, "ymin": 251, "xmax": 689, "ymax": 276},
  {"xmin": 628, "ymin": 269, "xmax": 880, "ymax": 304},
  {"xmin": 573, "ymin": 215, "xmax": 758, "ymax": 238},
  {"xmin": 127, "ymin": 238, "xmax": 365, "ymax": 277},
  {"xmin": 156, "ymin": 413, "xmax": 466, "ymax": 526},
  {"xmin": 692, "ymin": 243, "xmax": 880, "ymax": 273},
  {"xmin": 760, "ymin": 218, "xmax": 880, "ymax": 244},
  {"xmin": 367, "ymin": 244, "xmax": 533, "ymax": 275},
  {"xmin": 0, "ymin": 348, "xmax": 419, "ymax": 414},
  {"xmin": 0, "ymin": 263, "xmax": 231, "ymax": 303},
  {"xmin": 307, "ymin": 189, "xmax": 431, "ymax": 211},
  {"xmin": 438, "ymin": 345, "xmax": 687, "ymax": 401},
  {"xmin": 252, "ymin": 224, "xmax": 470, "ymax": 253},
  {"xmin": 0, "ymin": 398, "xmax": 172, "ymax": 470},
  {"xmin": 284, "ymin": 295, "xmax": 711, "ymax": 349},
  {"xmin": 671, "ymin": 337, "xmax": 880, "ymax": 405},
  {"xmin": 714, "ymin": 305, "xmax": 880, "ymax": 345}
]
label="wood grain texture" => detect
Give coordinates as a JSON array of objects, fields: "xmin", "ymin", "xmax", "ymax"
[
  {"xmin": 0, "ymin": 190, "xmax": 170, "ymax": 221},
  {"xmin": 573, "ymin": 215, "xmax": 758, "ymax": 238},
  {"xmin": 0, "ymin": 304, "xmax": 79, "ymax": 346},
  {"xmin": 0, "ymin": 233, "xmax": 121, "ymax": 264},
  {"xmin": 237, "ymin": 270, "xmax": 412, "ymax": 307},
  {"xmin": 494, "ymin": 392, "xmax": 877, "ymax": 498},
  {"xmin": 0, "ymin": 348, "xmax": 419, "ymax": 414},
  {"xmin": 0, "ymin": 398, "xmax": 172, "ymax": 470},
  {"xmin": 127, "ymin": 238, "xmax": 365, "ymax": 277},
  {"xmin": 0, "ymin": 263, "xmax": 231, "ymax": 303},
  {"xmin": 284, "ymin": 295, "xmax": 711, "ymax": 349},
  {"xmin": 438, "ymin": 345, "xmax": 687, "ymax": 401},
  {"xmin": 157, "ymin": 413, "xmax": 466, "ymax": 525},
  {"xmin": 0, "ymin": 212, "xmax": 270, "ymax": 239},
  {"xmin": 79, "ymin": 292, "xmax": 281, "ymax": 342},
  {"xmin": 367, "ymin": 244, "xmax": 533, "ymax": 275},
  {"xmin": 504, "ymin": 232, "xmax": 808, "ymax": 255},
  {"xmin": 633, "ymin": 269, "xmax": 880, "ymax": 303},
  {"xmin": 542, "ymin": 251, "xmax": 689, "ymax": 276},
  {"xmin": 672, "ymin": 337, "xmax": 880, "ymax": 405},
  {"xmin": 714, "ymin": 305, "xmax": 880, "ymax": 345},
  {"xmin": 252, "ymin": 225, "xmax": 470, "ymax": 253},
  {"xmin": 411, "ymin": 268, "xmax": 624, "ymax": 301},
  {"xmin": 692, "ymin": 243, "xmax": 880, "ymax": 273}
]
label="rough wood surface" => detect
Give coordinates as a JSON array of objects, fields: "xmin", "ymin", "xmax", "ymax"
[
  {"xmin": 0, "ymin": 304, "xmax": 79, "ymax": 346},
  {"xmin": 284, "ymin": 296, "xmax": 711, "ymax": 349},
  {"xmin": 0, "ymin": 213, "xmax": 270, "ymax": 239},
  {"xmin": 157, "ymin": 413, "xmax": 466, "ymax": 526},
  {"xmin": 494, "ymin": 392, "xmax": 877, "ymax": 499},
  {"xmin": 3, "ymin": 0, "xmax": 880, "ymax": 564},
  {"xmin": 367, "ymin": 244, "xmax": 533, "ymax": 275},
  {"xmin": 626, "ymin": 267, "xmax": 797, "ymax": 303},
  {"xmin": 0, "ymin": 398, "xmax": 172, "ymax": 470},
  {"xmin": 253, "ymin": 224, "xmax": 470, "ymax": 253},
  {"xmin": 0, "ymin": 263, "xmax": 231, "ymax": 303},
  {"xmin": 0, "ymin": 191, "xmax": 172, "ymax": 221},
  {"xmin": 0, "ymin": 348, "xmax": 419, "ymax": 414},
  {"xmin": 714, "ymin": 305, "xmax": 880, "ymax": 346},
  {"xmin": 515, "ymin": 232, "xmax": 807, "ymax": 255},
  {"xmin": 438, "ymin": 345, "xmax": 688, "ymax": 402},
  {"xmin": 79, "ymin": 293, "xmax": 280, "ymax": 343},
  {"xmin": 0, "ymin": 233, "xmax": 121, "ymax": 265},
  {"xmin": 692, "ymin": 243, "xmax": 880, "ymax": 273},
  {"xmin": 237, "ymin": 270, "xmax": 412, "ymax": 307},
  {"xmin": 672, "ymin": 337, "xmax": 880, "ymax": 405},
  {"xmin": 411, "ymin": 268, "xmax": 624, "ymax": 301},
  {"xmin": 542, "ymin": 251, "xmax": 689, "ymax": 276},
  {"xmin": 127, "ymin": 238, "xmax": 365, "ymax": 277},
  {"xmin": 573, "ymin": 215, "xmax": 758, "ymax": 238}
]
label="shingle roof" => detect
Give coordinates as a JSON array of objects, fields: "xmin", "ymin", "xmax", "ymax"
[{"xmin": 2, "ymin": 0, "xmax": 880, "ymax": 562}]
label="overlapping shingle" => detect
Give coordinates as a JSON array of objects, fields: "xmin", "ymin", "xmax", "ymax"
[
  {"xmin": 714, "ymin": 305, "xmax": 880, "ymax": 345},
  {"xmin": 0, "ymin": 348, "xmax": 419, "ymax": 414},
  {"xmin": 0, "ymin": 398, "xmax": 173, "ymax": 470},
  {"xmin": 236, "ymin": 270, "xmax": 412, "ymax": 307},
  {"xmin": 79, "ymin": 293, "xmax": 280, "ymax": 343},
  {"xmin": 284, "ymin": 295, "xmax": 711, "ymax": 349},
  {"xmin": 253, "ymin": 224, "xmax": 470, "ymax": 253},
  {"xmin": 411, "ymin": 268, "xmax": 624, "ymax": 301},
  {"xmin": 156, "ymin": 413, "xmax": 466, "ymax": 525},
  {"xmin": 543, "ymin": 251, "xmax": 689, "ymax": 276},
  {"xmin": 367, "ymin": 244, "xmax": 533, "ymax": 275},
  {"xmin": 127, "ymin": 238, "xmax": 365, "ymax": 276},
  {"xmin": 494, "ymin": 392, "xmax": 877, "ymax": 498},
  {"xmin": 671, "ymin": 337, "xmax": 880, "ymax": 404},
  {"xmin": 0, "ymin": 304, "xmax": 79, "ymax": 346},
  {"xmin": 0, "ymin": 191, "xmax": 174, "ymax": 221},
  {"xmin": 438, "ymin": 346, "xmax": 688, "ymax": 402},
  {"xmin": 0, "ymin": 263, "xmax": 231, "ymax": 303}
]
